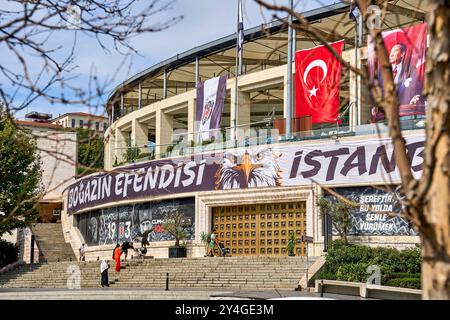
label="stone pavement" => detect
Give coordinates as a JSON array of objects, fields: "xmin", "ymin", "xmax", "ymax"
[{"xmin": 0, "ymin": 288, "xmax": 371, "ymax": 300}]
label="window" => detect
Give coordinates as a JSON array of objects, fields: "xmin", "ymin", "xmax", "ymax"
[
  {"xmin": 79, "ymin": 119, "xmax": 84, "ymax": 128},
  {"xmin": 103, "ymin": 122, "xmax": 107, "ymax": 131},
  {"xmin": 71, "ymin": 119, "xmax": 75, "ymax": 128},
  {"xmin": 95, "ymin": 121, "xmax": 100, "ymax": 131}
]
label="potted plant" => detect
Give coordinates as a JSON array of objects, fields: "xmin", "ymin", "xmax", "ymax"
[
  {"xmin": 163, "ymin": 211, "xmax": 188, "ymax": 258},
  {"xmin": 200, "ymin": 231, "xmax": 211, "ymax": 257},
  {"xmin": 286, "ymin": 232, "xmax": 296, "ymax": 256}
]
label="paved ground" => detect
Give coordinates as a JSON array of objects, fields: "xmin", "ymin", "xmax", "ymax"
[{"xmin": 0, "ymin": 288, "xmax": 371, "ymax": 300}]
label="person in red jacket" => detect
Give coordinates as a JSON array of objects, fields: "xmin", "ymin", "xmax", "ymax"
[{"xmin": 113, "ymin": 244, "xmax": 121, "ymax": 272}]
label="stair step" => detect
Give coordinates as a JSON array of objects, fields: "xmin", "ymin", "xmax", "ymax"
[{"xmin": 0, "ymin": 256, "xmax": 316, "ymax": 290}]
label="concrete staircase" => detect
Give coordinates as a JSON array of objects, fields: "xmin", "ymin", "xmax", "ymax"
[
  {"xmin": 0, "ymin": 256, "xmax": 316, "ymax": 290},
  {"xmin": 31, "ymin": 223, "xmax": 76, "ymax": 262}
]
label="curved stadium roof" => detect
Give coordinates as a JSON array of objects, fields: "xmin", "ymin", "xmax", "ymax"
[{"xmin": 106, "ymin": 0, "xmax": 426, "ymax": 117}]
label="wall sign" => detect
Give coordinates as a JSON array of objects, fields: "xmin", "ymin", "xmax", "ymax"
[
  {"xmin": 325, "ymin": 186, "xmax": 418, "ymax": 236},
  {"xmin": 67, "ymin": 135, "xmax": 424, "ymax": 214}
]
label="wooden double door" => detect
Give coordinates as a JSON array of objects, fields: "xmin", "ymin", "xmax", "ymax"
[{"xmin": 212, "ymin": 201, "xmax": 307, "ymax": 256}]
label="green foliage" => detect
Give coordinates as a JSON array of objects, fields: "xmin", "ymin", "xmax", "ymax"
[
  {"xmin": 286, "ymin": 232, "xmax": 296, "ymax": 256},
  {"xmin": 390, "ymin": 272, "xmax": 421, "ymax": 279},
  {"xmin": 76, "ymin": 166, "xmax": 102, "ymax": 178},
  {"xmin": 317, "ymin": 196, "xmax": 353, "ymax": 244},
  {"xmin": 188, "ymin": 138, "xmax": 217, "ymax": 148},
  {"xmin": 0, "ymin": 239, "xmax": 18, "ymax": 268},
  {"xmin": 77, "ymin": 128, "xmax": 104, "ymax": 170},
  {"xmin": 316, "ymin": 271, "xmax": 337, "ymax": 281},
  {"xmin": 200, "ymin": 231, "xmax": 211, "ymax": 246},
  {"xmin": 384, "ymin": 278, "xmax": 421, "ymax": 289},
  {"xmin": 166, "ymin": 145, "xmax": 174, "ymax": 153},
  {"xmin": 0, "ymin": 116, "xmax": 43, "ymax": 236},
  {"xmin": 200, "ymin": 231, "xmax": 211, "ymax": 254},
  {"xmin": 124, "ymin": 146, "xmax": 141, "ymax": 162},
  {"xmin": 162, "ymin": 211, "xmax": 188, "ymax": 247},
  {"xmin": 137, "ymin": 152, "xmax": 154, "ymax": 160},
  {"xmin": 398, "ymin": 247, "xmax": 422, "ymax": 273},
  {"xmin": 201, "ymin": 138, "xmax": 215, "ymax": 146},
  {"xmin": 317, "ymin": 241, "xmax": 422, "ymax": 289}
]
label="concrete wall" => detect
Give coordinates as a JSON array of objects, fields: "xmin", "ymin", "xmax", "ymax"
[
  {"xmin": 33, "ymin": 130, "xmax": 77, "ymax": 202},
  {"xmin": 1, "ymin": 228, "xmax": 40, "ymax": 264}
]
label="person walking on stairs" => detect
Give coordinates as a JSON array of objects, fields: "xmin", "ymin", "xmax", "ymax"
[
  {"xmin": 113, "ymin": 244, "xmax": 121, "ymax": 272},
  {"xmin": 207, "ymin": 229, "xmax": 218, "ymax": 257},
  {"xmin": 79, "ymin": 243, "xmax": 86, "ymax": 261},
  {"xmin": 100, "ymin": 260, "xmax": 110, "ymax": 287}
]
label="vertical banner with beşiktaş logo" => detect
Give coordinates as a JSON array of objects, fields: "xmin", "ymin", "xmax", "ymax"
[
  {"xmin": 196, "ymin": 75, "xmax": 227, "ymax": 143},
  {"xmin": 295, "ymin": 40, "xmax": 344, "ymax": 124},
  {"xmin": 368, "ymin": 23, "xmax": 427, "ymax": 122}
]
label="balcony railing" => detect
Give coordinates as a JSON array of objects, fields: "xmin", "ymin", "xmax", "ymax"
[{"xmin": 113, "ymin": 116, "xmax": 426, "ymax": 167}]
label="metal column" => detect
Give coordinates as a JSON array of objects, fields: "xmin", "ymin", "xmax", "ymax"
[
  {"xmin": 285, "ymin": 0, "xmax": 294, "ymax": 140},
  {"xmin": 138, "ymin": 82, "xmax": 142, "ymax": 109},
  {"xmin": 163, "ymin": 69, "xmax": 167, "ymax": 99}
]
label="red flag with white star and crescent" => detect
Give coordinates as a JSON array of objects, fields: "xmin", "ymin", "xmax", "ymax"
[{"xmin": 295, "ymin": 40, "xmax": 344, "ymax": 124}]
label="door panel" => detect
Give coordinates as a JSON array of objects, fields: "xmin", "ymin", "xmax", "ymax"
[{"xmin": 212, "ymin": 202, "xmax": 306, "ymax": 256}]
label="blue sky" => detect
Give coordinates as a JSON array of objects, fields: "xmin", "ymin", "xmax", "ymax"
[{"xmin": 4, "ymin": 0, "xmax": 334, "ymax": 120}]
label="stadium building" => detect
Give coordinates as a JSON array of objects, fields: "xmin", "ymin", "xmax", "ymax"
[{"xmin": 61, "ymin": 1, "xmax": 427, "ymax": 260}]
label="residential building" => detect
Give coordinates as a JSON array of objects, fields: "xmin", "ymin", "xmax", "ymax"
[{"xmin": 51, "ymin": 112, "xmax": 108, "ymax": 134}]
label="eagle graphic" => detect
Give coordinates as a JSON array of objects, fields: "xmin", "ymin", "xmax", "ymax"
[{"xmin": 215, "ymin": 148, "xmax": 283, "ymax": 189}]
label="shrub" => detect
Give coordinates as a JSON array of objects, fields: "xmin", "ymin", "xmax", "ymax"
[
  {"xmin": 385, "ymin": 278, "xmax": 421, "ymax": 289},
  {"xmin": 317, "ymin": 242, "xmax": 422, "ymax": 289},
  {"xmin": 389, "ymin": 272, "xmax": 421, "ymax": 279},
  {"xmin": 335, "ymin": 262, "xmax": 371, "ymax": 282},
  {"xmin": 398, "ymin": 247, "xmax": 422, "ymax": 273},
  {"xmin": 137, "ymin": 152, "xmax": 153, "ymax": 160},
  {"xmin": 0, "ymin": 239, "xmax": 18, "ymax": 268},
  {"xmin": 316, "ymin": 271, "xmax": 338, "ymax": 281},
  {"xmin": 125, "ymin": 147, "xmax": 140, "ymax": 162}
]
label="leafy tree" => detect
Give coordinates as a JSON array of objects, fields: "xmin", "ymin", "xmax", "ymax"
[
  {"xmin": 317, "ymin": 196, "xmax": 353, "ymax": 244},
  {"xmin": 162, "ymin": 211, "xmax": 188, "ymax": 247},
  {"xmin": 0, "ymin": 115, "xmax": 43, "ymax": 236},
  {"xmin": 77, "ymin": 128, "xmax": 103, "ymax": 177}
]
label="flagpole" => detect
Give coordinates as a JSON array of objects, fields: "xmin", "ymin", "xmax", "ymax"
[
  {"xmin": 286, "ymin": 0, "xmax": 293, "ymax": 140},
  {"xmin": 233, "ymin": 0, "xmax": 242, "ymax": 144}
]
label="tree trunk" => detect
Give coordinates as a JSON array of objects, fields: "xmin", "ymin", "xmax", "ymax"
[
  {"xmin": 422, "ymin": 238, "xmax": 450, "ymax": 299},
  {"xmin": 419, "ymin": 0, "xmax": 450, "ymax": 299}
]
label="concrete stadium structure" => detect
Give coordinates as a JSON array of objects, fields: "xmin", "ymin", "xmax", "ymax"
[{"xmin": 61, "ymin": 1, "xmax": 427, "ymax": 261}]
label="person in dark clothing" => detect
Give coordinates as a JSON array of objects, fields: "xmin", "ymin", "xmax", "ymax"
[
  {"xmin": 121, "ymin": 242, "xmax": 135, "ymax": 261},
  {"xmin": 100, "ymin": 260, "xmax": 110, "ymax": 287},
  {"xmin": 141, "ymin": 229, "xmax": 152, "ymax": 248}
]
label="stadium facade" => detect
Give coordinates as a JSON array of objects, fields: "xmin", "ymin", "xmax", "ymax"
[{"xmin": 61, "ymin": 1, "xmax": 427, "ymax": 260}]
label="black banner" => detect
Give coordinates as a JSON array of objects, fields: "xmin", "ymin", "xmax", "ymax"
[
  {"xmin": 76, "ymin": 198, "xmax": 195, "ymax": 246},
  {"xmin": 325, "ymin": 186, "xmax": 417, "ymax": 236}
]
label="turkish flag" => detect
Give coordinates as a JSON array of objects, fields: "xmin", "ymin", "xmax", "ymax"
[{"xmin": 295, "ymin": 40, "xmax": 344, "ymax": 124}]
